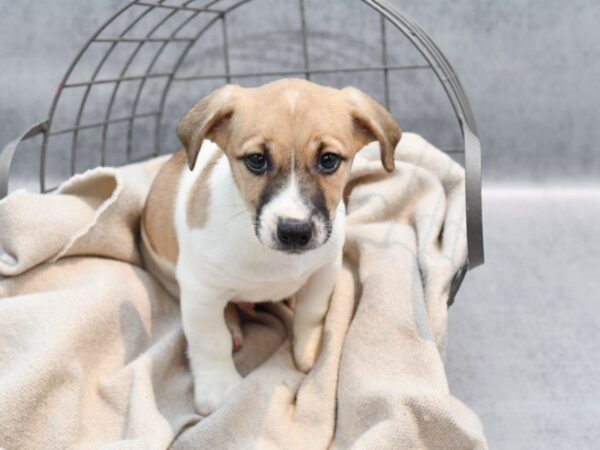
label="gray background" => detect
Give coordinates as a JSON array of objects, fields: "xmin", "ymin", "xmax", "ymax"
[
  {"xmin": 1, "ymin": 0, "xmax": 599, "ymax": 448},
  {"xmin": 2, "ymin": 0, "xmax": 599, "ymax": 185}
]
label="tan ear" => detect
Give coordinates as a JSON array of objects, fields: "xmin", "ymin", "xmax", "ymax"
[
  {"xmin": 343, "ymin": 86, "xmax": 402, "ymax": 172},
  {"xmin": 177, "ymin": 84, "xmax": 240, "ymax": 170}
]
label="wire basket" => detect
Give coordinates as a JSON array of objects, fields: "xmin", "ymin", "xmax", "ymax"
[{"xmin": 0, "ymin": 0, "xmax": 483, "ymax": 268}]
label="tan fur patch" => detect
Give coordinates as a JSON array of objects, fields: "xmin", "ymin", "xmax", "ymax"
[
  {"xmin": 143, "ymin": 150, "xmax": 187, "ymax": 264},
  {"xmin": 186, "ymin": 149, "xmax": 224, "ymax": 228},
  {"xmin": 175, "ymin": 78, "xmax": 400, "ymax": 222}
]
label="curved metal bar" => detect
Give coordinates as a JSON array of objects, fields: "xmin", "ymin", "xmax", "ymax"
[
  {"xmin": 0, "ymin": 121, "xmax": 48, "ymax": 199},
  {"xmin": 364, "ymin": 0, "xmax": 484, "ymax": 267},
  {"xmin": 363, "ymin": 0, "xmax": 462, "ymax": 132},
  {"xmin": 102, "ymin": 0, "xmax": 202, "ymax": 164},
  {"xmin": 397, "ymin": 10, "xmax": 477, "ymax": 131},
  {"xmin": 68, "ymin": 3, "xmax": 158, "ymax": 176},
  {"xmin": 40, "ymin": 0, "xmax": 140, "ymax": 192},
  {"xmin": 135, "ymin": 2, "xmax": 224, "ymax": 14},
  {"xmin": 172, "ymin": 63, "xmax": 428, "ymax": 81},
  {"xmin": 299, "ymin": 0, "xmax": 311, "ymax": 80},
  {"xmin": 463, "ymin": 121, "xmax": 484, "ymax": 267},
  {"xmin": 154, "ymin": 0, "xmax": 254, "ymax": 156},
  {"xmin": 125, "ymin": 0, "xmax": 223, "ymax": 159},
  {"xmin": 220, "ymin": 15, "xmax": 232, "ymax": 83},
  {"xmin": 409, "ymin": 26, "xmax": 483, "ymax": 267},
  {"xmin": 380, "ymin": 16, "xmax": 390, "ymax": 110}
]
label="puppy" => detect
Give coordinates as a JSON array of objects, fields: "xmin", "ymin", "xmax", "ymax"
[{"xmin": 143, "ymin": 78, "xmax": 401, "ymax": 414}]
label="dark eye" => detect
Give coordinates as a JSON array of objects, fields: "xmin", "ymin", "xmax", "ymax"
[
  {"xmin": 317, "ymin": 152, "xmax": 341, "ymax": 174},
  {"xmin": 244, "ymin": 153, "xmax": 268, "ymax": 175}
]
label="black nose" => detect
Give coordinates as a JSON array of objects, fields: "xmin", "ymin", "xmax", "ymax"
[{"xmin": 277, "ymin": 219, "xmax": 312, "ymax": 249}]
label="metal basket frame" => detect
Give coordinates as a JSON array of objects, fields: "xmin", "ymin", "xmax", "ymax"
[{"xmin": 0, "ymin": 0, "xmax": 483, "ymax": 268}]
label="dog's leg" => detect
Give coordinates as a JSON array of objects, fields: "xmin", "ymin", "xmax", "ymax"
[
  {"xmin": 224, "ymin": 302, "xmax": 244, "ymax": 352},
  {"xmin": 293, "ymin": 258, "xmax": 340, "ymax": 372},
  {"xmin": 180, "ymin": 286, "xmax": 243, "ymax": 414}
]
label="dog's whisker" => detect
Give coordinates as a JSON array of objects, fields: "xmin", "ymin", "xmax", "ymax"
[
  {"xmin": 219, "ymin": 208, "xmax": 251, "ymax": 227},
  {"xmin": 208, "ymin": 202, "xmax": 247, "ymax": 210}
]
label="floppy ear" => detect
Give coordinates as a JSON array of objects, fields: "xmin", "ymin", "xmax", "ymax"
[
  {"xmin": 177, "ymin": 84, "xmax": 240, "ymax": 170},
  {"xmin": 342, "ymin": 86, "xmax": 402, "ymax": 172}
]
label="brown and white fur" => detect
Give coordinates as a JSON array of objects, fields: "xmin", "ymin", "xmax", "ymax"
[{"xmin": 143, "ymin": 79, "xmax": 401, "ymax": 414}]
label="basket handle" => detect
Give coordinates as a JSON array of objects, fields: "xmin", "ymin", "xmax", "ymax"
[
  {"xmin": 462, "ymin": 121, "xmax": 484, "ymax": 268},
  {"xmin": 0, "ymin": 121, "xmax": 48, "ymax": 200}
]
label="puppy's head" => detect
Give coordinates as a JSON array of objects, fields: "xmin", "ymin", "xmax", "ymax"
[{"xmin": 178, "ymin": 79, "xmax": 401, "ymax": 254}]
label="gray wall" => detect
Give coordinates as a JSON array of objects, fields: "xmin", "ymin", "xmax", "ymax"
[
  {"xmin": 1, "ymin": 0, "xmax": 599, "ymax": 186},
  {"xmin": 1, "ymin": 2, "xmax": 599, "ymax": 448}
]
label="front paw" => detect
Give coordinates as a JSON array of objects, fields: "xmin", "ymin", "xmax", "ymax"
[
  {"xmin": 193, "ymin": 369, "xmax": 243, "ymax": 415},
  {"xmin": 293, "ymin": 325, "xmax": 323, "ymax": 373}
]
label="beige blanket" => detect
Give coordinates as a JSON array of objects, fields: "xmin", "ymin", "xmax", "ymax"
[{"xmin": 0, "ymin": 133, "xmax": 487, "ymax": 449}]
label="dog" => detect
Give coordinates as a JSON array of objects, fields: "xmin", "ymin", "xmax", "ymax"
[{"xmin": 142, "ymin": 78, "xmax": 401, "ymax": 414}]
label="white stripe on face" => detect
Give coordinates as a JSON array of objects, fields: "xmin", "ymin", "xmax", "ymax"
[
  {"xmin": 257, "ymin": 172, "xmax": 311, "ymax": 247},
  {"xmin": 286, "ymin": 90, "xmax": 299, "ymax": 115}
]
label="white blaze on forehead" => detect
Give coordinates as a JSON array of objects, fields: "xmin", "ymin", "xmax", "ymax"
[
  {"xmin": 286, "ymin": 90, "xmax": 299, "ymax": 114},
  {"xmin": 344, "ymin": 86, "xmax": 363, "ymax": 105},
  {"xmin": 217, "ymin": 84, "xmax": 236, "ymax": 102}
]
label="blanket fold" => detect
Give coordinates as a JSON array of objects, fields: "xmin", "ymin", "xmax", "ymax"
[{"xmin": 0, "ymin": 133, "xmax": 486, "ymax": 449}]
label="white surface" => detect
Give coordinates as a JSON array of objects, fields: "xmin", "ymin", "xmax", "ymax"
[{"xmin": 447, "ymin": 186, "xmax": 600, "ymax": 450}]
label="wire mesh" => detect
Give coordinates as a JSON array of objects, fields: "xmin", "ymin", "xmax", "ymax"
[{"xmin": 0, "ymin": 0, "xmax": 483, "ymax": 267}]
